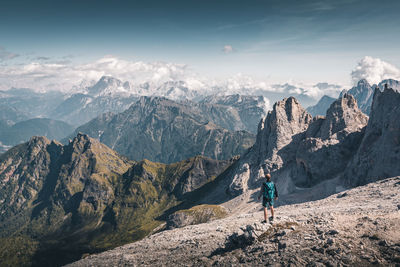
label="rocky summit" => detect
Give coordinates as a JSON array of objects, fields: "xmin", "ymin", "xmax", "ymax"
[
  {"xmin": 227, "ymin": 84, "xmax": 399, "ymax": 200},
  {"xmin": 228, "ymin": 96, "xmax": 313, "ymax": 196},
  {"xmin": 0, "ymin": 133, "xmax": 232, "ymax": 266},
  {"xmin": 71, "ymin": 96, "xmax": 255, "ymax": 164}
]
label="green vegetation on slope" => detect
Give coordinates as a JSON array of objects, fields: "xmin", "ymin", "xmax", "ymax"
[{"xmin": 0, "ymin": 135, "xmax": 233, "ymax": 267}]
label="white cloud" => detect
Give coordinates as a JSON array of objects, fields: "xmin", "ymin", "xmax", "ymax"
[
  {"xmin": 351, "ymin": 56, "xmax": 400, "ymax": 85},
  {"xmin": 223, "ymin": 45, "xmax": 234, "ymax": 54},
  {"xmin": 1, "ymin": 55, "xmax": 377, "ymax": 103},
  {"xmin": 0, "ymin": 55, "xmax": 203, "ymax": 92}
]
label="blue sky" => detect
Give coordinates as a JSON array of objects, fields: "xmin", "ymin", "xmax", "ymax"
[{"xmin": 1, "ymin": 0, "xmax": 400, "ymax": 87}]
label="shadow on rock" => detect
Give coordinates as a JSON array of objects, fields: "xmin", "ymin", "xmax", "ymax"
[{"xmin": 209, "ymin": 225, "xmax": 256, "ymax": 257}]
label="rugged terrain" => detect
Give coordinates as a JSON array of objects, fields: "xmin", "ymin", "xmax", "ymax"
[
  {"xmin": 309, "ymin": 79, "xmax": 400, "ymax": 117},
  {"xmin": 71, "ymin": 96, "xmax": 256, "ymax": 163},
  {"xmin": 199, "ymin": 94, "xmax": 270, "ymax": 133},
  {"xmin": 0, "ymin": 134, "xmax": 232, "ymax": 266},
  {"xmin": 226, "ymin": 85, "xmax": 399, "ymax": 198},
  {"xmin": 1, "ymin": 81, "xmax": 400, "ymax": 267},
  {"xmin": 67, "ymin": 177, "xmax": 400, "ymax": 266}
]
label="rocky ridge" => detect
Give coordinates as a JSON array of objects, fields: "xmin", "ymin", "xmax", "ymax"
[
  {"xmin": 0, "ymin": 134, "xmax": 232, "ymax": 266},
  {"xmin": 71, "ymin": 96, "xmax": 255, "ymax": 163},
  {"xmin": 340, "ymin": 79, "xmax": 400, "ymax": 115},
  {"xmin": 199, "ymin": 94, "xmax": 270, "ymax": 133},
  {"xmin": 345, "ymin": 87, "xmax": 400, "ymax": 186},
  {"xmin": 67, "ymin": 177, "xmax": 400, "ymax": 267},
  {"xmin": 226, "ymin": 85, "xmax": 400, "ymax": 199}
]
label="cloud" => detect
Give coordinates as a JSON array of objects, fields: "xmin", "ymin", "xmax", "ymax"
[
  {"xmin": 223, "ymin": 45, "xmax": 234, "ymax": 54},
  {"xmin": 0, "ymin": 55, "xmax": 203, "ymax": 92},
  {"xmin": 0, "ymin": 54, "xmax": 345, "ymax": 102},
  {"xmin": 351, "ymin": 56, "xmax": 400, "ymax": 85},
  {"xmin": 0, "ymin": 47, "xmax": 19, "ymax": 61}
]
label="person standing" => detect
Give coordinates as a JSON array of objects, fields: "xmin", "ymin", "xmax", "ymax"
[{"xmin": 258, "ymin": 173, "xmax": 278, "ymax": 223}]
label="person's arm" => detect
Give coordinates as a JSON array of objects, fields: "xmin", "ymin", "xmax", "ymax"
[{"xmin": 274, "ymin": 184, "xmax": 278, "ymax": 199}]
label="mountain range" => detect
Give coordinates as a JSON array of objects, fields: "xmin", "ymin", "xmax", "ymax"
[
  {"xmin": 308, "ymin": 79, "xmax": 400, "ymax": 117},
  {"xmin": 0, "ymin": 75, "xmax": 344, "ymax": 128},
  {"xmin": 1, "ymin": 78, "xmax": 400, "ymax": 266},
  {"xmin": 0, "ymin": 133, "xmax": 233, "ymax": 266},
  {"xmin": 226, "ymin": 83, "xmax": 400, "ymax": 200},
  {"xmin": 69, "ymin": 96, "xmax": 256, "ymax": 163}
]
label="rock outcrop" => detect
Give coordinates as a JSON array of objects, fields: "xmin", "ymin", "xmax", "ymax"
[
  {"xmin": 295, "ymin": 94, "xmax": 368, "ymax": 186},
  {"xmin": 166, "ymin": 204, "xmax": 227, "ymax": 229},
  {"xmin": 228, "ymin": 93, "xmax": 372, "ymax": 195},
  {"xmin": 344, "ymin": 87, "xmax": 400, "ymax": 186},
  {"xmin": 228, "ymin": 97, "xmax": 312, "ymax": 195}
]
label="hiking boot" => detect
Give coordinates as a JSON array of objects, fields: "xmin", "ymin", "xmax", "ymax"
[
  {"xmin": 269, "ymin": 216, "xmax": 274, "ymax": 222},
  {"xmin": 261, "ymin": 220, "xmax": 267, "ymax": 224}
]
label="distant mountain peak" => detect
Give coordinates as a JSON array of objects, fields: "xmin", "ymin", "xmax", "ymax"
[
  {"xmin": 87, "ymin": 76, "xmax": 130, "ymax": 97},
  {"xmin": 357, "ymin": 78, "xmax": 370, "ymax": 86}
]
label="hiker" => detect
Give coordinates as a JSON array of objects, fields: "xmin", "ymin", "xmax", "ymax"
[{"xmin": 258, "ymin": 173, "xmax": 278, "ymax": 223}]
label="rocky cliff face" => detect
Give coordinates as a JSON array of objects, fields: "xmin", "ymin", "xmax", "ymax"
[
  {"xmin": 228, "ymin": 84, "xmax": 400, "ymax": 197},
  {"xmin": 344, "ymin": 87, "xmax": 400, "ymax": 186},
  {"xmin": 295, "ymin": 94, "xmax": 368, "ymax": 186},
  {"xmin": 229, "ymin": 97, "xmax": 312, "ymax": 195},
  {"xmin": 0, "ymin": 134, "xmax": 231, "ymax": 266},
  {"xmin": 72, "ymin": 96, "xmax": 255, "ymax": 163},
  {"xmin": 228, "ymin": 92, "xmax": 371, "ymax": 196}
]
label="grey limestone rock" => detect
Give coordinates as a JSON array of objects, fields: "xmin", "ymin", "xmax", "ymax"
[
  {"xmin": 294, "ymin": 94, "xmax": 368, "ymax": 186},
  {"xmin": 229, "ymin": 97, "xmax": 312, "ymax": 195},
  {"xmin": 344, "ymin": 87, "xmax": 400, "ymax": 186}
]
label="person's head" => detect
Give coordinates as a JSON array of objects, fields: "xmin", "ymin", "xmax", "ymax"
[{"xmin": 265, "ymin": 173, "xmax": 271, "ymax": 182}]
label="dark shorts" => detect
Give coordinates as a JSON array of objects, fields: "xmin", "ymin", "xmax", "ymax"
[{"xmin": 262, "ymin": 197, "xmax": 274, "ymax": 207}]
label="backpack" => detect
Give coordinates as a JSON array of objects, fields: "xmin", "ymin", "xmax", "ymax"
[{"xmin": 263, "ymin": 181, "xmax": 275, "ymax": 200}]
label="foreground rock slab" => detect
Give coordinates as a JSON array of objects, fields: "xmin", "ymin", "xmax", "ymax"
[{"xmin": 67, "ymin": 177, "xmax": 400, "ymax": 267}]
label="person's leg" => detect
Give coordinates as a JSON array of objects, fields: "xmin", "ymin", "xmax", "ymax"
[
  {"xmin": 264, "ymin": 207, "xmax": 268, "ymax": 221},
  {"xmin": 270, "ymin": 205, "xmax": 275, "ymax": 218}
]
